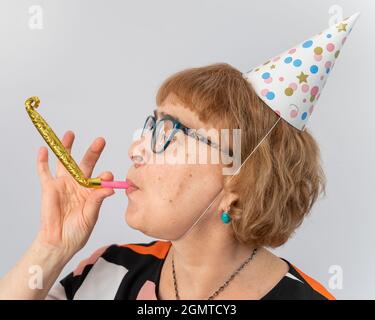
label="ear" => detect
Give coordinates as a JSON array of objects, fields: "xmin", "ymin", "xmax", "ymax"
[{"xmin": 219, "ymin": 190, "xmax": 239, "ymax": 212}]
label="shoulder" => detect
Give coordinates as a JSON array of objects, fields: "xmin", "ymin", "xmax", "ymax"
[
  {"xmin": 47, "ymin": 240, "xmax": 171, "ymax": 300},
  {"xmin": 109, "ymin": 239, "xmax": 172, "ymax": 261},
  {"xmin": 76, "ymin": 239, "xmax": 171, "ymax": 272},
  {"xmin": 263, "ymin": 258, "xmax": 335, "ymax": 300}
]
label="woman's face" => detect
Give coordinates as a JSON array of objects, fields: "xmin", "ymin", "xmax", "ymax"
[{"xmin": 125, "ymin": 96, "xmax": 231, "ymax": 240}]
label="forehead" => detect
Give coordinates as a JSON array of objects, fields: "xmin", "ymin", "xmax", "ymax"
[{"xmin": 156, "ymin": 100, "xmax": 211, "ymax": 130}]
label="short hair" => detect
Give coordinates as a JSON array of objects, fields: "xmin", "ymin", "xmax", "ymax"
[{"xmin": 156, "ymin": 63, "xmax": 327, "ymax": 248}]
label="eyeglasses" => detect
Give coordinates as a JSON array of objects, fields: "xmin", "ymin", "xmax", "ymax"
[{"xmin": 140, "ymin": 112, "xmax": 233, "ymax": 157}]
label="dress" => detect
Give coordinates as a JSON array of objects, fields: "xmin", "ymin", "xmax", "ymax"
[{"xmin": 46, "ymin": 240, "xmax": 335, "ymax": 300}]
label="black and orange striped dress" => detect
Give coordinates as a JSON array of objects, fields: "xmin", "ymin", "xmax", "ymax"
[{"xmin": 46, "ymin": 240, "xmax": 335, "ymax": 300}]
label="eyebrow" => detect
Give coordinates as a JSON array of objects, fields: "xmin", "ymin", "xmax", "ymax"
[{"xmin": 153, "ymin": 109, "xmax": 182, "ymax": 124}]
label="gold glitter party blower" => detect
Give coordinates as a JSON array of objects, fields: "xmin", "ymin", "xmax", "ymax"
[{"xmin": 25, "ymin": 96, "xmax": 130, "ymax": 189}]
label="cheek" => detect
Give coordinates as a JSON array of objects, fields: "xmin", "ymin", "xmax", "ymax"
[
  {"xmin": 124, "ymin": 169, "xmax": 187, "ymax": 230},
  {"xmin": 125, "ymin": 165, "xmax": 223, "ymax": 238},
  {"xmin": 151, "ymin": 168, "xmax": 221, "ymax": 221},
  {"xmin": 153, "ymin": 172, "xmax": 190, "ymax": 212},
  {"xmin": 157, "ymin": 170, "xmax": 199, "ymax": 202}
]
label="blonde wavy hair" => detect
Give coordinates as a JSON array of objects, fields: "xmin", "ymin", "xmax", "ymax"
[{"xmin": 156, "ymin": 63, "xmax": 327, "ymax": 248}]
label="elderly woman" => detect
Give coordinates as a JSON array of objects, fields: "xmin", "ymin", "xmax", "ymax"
[{"xmin": 0, "ymin": 63, "xmax": 334, "ymax": 300}]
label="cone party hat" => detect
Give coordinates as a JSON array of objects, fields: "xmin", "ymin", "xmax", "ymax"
[{"xmin": 243, "ymin": 12, "xmax": 360, "ymax": 130}]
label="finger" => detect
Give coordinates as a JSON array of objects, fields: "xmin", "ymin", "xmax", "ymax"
[
  {"xmin": 83, "ymin": 171, "xmax": 115, "ymax": 225},
  {"xmin": 98, "ymin": 171, "xmax": 114, "ymax": 182},
  {"xmin": 56, "ymin": 130, "xmax": 75, "ymax": 177},
  {"xmin": 87, "ymin": 171, "xmax": 115, "ymax": 204},
  {"xmin": 37, "ymin": 146, "xmax": 53, "ymax": 187},
  {"xmin": 92, "ymin": 171, "xmax": 115, "ymax": 194},
  {"xmin": 79, "ymin": 137, "xmax": 106, "ymax": 178}
]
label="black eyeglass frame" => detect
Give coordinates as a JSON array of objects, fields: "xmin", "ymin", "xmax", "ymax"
[{"xmin": 141, "ymin": 114, "xmax": 233, "ymax": 157}]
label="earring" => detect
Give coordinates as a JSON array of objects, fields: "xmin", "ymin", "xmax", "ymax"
[{"xmin": 221, "ymin": 210, "xmax": 231, "ymax": 224}]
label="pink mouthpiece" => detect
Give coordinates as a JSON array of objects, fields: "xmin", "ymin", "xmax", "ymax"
[{"xmin": 101, "ymin": 180, "xmax": 130, "ymax": 189}]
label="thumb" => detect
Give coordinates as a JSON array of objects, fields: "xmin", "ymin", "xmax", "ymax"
[{"xmin": 82, "ymin": 171, "xmax": 115, "ymax": 224}]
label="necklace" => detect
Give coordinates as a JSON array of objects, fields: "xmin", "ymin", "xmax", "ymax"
[{"xmin": 171, "ymin": 247, "xmax": 258, "ymax": 300}]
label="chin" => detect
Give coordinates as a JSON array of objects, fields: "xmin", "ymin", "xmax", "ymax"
[
  {"xmin": 125, "ymin": 211, "xmax": 173, "ymax": 239},
  {"xmin": 124, "ymin": 207, "xmax": 140, "ymax": 229},
  {"xmin": 125, "ymin": 207, "xmax": 150, "ymax": 234}
]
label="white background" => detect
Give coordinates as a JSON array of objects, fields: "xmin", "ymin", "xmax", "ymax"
[{"xmin": 0, "ymin": 0, "xmax": 374, "ymax": 299}]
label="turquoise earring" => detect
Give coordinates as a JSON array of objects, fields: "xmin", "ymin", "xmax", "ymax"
[{"xmin": 221, "ymin": 211, "xmax": 231, "ymax": 224}]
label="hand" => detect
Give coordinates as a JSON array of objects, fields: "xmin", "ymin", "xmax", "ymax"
[{"xmin": 35, "ymin": 130, "xmax": 115, "ymax": 259}]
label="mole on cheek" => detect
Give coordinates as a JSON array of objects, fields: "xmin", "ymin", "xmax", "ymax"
[{"xmin": 189, "ymin": 173, "xmax": 192, "ymax": 178}]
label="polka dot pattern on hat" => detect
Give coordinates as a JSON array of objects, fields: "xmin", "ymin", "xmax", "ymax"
[{"xmin": 243, "ymin": 12, "xmax": 360, "ymax": 131}]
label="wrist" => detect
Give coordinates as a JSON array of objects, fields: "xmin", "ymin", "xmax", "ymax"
[{"xmin": 32, "ymin": 234, "xmax": 74, "ymax": 267}]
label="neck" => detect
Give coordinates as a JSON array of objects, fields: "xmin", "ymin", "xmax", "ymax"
[{"xmin": 168, "ymin": 209, "xmax": 257, "ymax": 299}]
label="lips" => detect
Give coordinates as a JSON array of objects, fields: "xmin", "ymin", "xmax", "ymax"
[{"xmin": 125, "ymin": 178, "xmax": 139, "ymax": 190}]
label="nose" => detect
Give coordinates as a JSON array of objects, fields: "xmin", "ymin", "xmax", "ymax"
[{"xmin": 128, "ymin": 130, "xmax": 152, "ymax": 168}]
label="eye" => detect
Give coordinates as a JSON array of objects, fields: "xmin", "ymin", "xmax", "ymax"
[
  {"xmin": 164, "ymin": 131, "xmax": 177, "ymax": 142},
  {"xmin": 159, "ymin": 131, "xmax": 169, "ymax": 145},
  {"xmin": 168, "ymin": 132, "xmax": 178, "ymax": 143}
]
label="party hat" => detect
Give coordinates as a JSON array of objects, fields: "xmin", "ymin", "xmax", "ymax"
[{"xmin": 243, "ymin": 12, "xmax": 360, "ymax": 131}]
